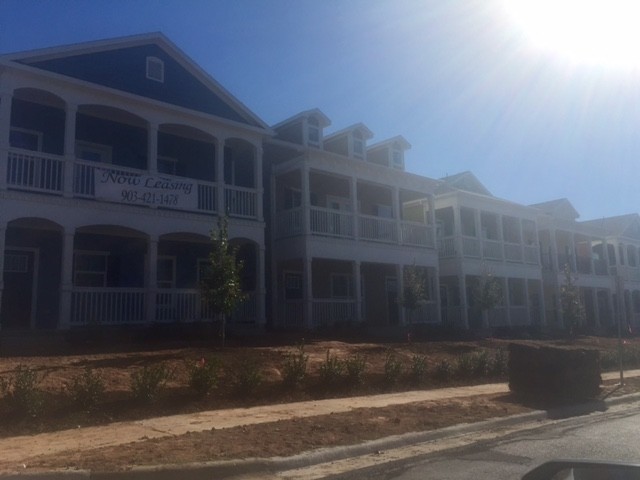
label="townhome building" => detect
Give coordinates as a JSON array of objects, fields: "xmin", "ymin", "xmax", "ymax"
[
  {"xmin": 581, "ymin": 214, "xmax": 640, "ymax": 331},
  {"xmin": 434, "ymin": 172, "xmax": 544, "ymax": 329},
  {"xmin": 264, "ymin": 110, "xmax": 441, "ymax": 329},
  {"xmin": 0, "ymin": 33, "xmax": 270, "ymax": 331},
  {"xmin": 533, "ymin": 199, "xmax": 615, "ymax": 330}
]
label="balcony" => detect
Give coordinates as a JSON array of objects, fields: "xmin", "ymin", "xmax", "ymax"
[{"xmin": 5, "ymin": 148, "xmax": 259, "ymax": 219}]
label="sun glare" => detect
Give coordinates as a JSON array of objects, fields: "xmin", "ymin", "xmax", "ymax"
[{"xmin": 503, "ymin": 0, "xmax": 640, "ymax": 68}]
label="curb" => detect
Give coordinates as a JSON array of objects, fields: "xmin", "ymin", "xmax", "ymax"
[{"xmin": 4, "ymin": 392, "xmax": 640, "ymax": 480}]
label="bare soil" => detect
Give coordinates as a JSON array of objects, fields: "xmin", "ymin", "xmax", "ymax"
[{"xmin": 0, "ymin": 334, "xmax": 637, "ymax": 473}]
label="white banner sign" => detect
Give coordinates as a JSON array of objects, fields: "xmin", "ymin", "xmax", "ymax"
[{"xmin": 94, "ymin": 168, "xmax": 198, "ymax": 210}]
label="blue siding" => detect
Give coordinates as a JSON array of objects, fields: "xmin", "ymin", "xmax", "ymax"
[{"xmin": 21, "ymin": 44, "xmax": 257, "ymax": 126}]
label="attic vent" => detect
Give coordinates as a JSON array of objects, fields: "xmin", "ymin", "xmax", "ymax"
[{"xmin": 146, "ymin": 56, "xmax": 164, "ymax": 83}]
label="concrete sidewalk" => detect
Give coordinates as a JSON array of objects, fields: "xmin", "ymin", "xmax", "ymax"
[{"xmin": 0, "ymin": 369, "xmax": 637, "ymax": 470}]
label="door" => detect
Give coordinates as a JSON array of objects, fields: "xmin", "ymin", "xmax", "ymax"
[
  {"xmin": 385, "ymin": 276, "xmax": 399, "ymax": 325},
  {"xmin": 2, "ymin": 249, "xmax": 37, "ymax": 329}
]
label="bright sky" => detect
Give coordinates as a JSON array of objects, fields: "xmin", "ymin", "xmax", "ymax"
[{"xmin": 1, "ymin": 0, "xmax": 640, "ymax": 221}]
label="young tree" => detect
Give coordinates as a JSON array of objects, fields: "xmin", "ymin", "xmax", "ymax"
[
  {"xmin": 473, "ymin": 272, "xmax": 503, "ymax": 329},
  {"xmin": 200, "ymin": 216, "xmax": 245, "ymax": 346},
  {"xmin": 560, "ymin": 263, "xmax": 586, "ymax": 337},
  {"xmin": 400, "ymin": 264, "xmax": 428, "ymax": 334}
]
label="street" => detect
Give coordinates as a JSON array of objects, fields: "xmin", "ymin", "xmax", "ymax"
[{"xmin": 328, "ymin": 402, "xmax": 640, "ymax": 480}]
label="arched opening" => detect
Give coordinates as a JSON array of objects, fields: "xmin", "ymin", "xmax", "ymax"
[{"xmin": 158, "ymin": 124, "xmax": 216, "ymax": 181}]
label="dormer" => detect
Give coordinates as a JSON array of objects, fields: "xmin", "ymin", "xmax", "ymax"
[
  {"xmin": 323, "ymin": 123, "xmax": 374, "ymax": 160},
  {"xmin": 272, "ymin": 109, "xmax": 331, "ymax": 148},
  {"xmin": 366, "ymin": 136, "xmax": 411, "ymax": 170}
]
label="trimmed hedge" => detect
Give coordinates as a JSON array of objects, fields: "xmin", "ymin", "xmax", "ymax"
[{"xmin": 508, "ymin": 343, "xmax": 601, "ymax": 401}]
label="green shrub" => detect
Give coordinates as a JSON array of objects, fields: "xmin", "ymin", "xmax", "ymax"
[
  {"xmin": 282, "ymin": 342, "xmax": 308, "ymax": 388},
  {"xmin": 383, "ymin": 351, "xmax": 403, "ymax": 386},
  {"xmin": 410, "ymin": 354, "xmax": 428, "ymax": 385},
  {"xmin": 456, "ymin": 351, "xmax": 491, "ymax": 379},
  {"xmin": 233, "ymin": 359, "xmax": 262, "ymax": 396},
  {"xmin": 318, "ymin": 350, "xmax": 345, "ymax": 387},
  {"xmin": 68, "ymin": 367, "xmax": 105, "ymax": 411},
  {"xmin": 187, "ymin": 357, "xmax": 221, "ymax": 396},
  {"xmin": 0, "ymin": 364, "xmax": 45, "ymax": 417},
  {"xmin": 131, "ymin": 363, "xmax": 172, "ymax": 403},
  {"xmin": 455, "ymin": 353, "xmax": 476, "ymax": 379},
  {"xmin": 491, "ymin": 348, "xmax": 509, "ymax": 377},
  {"xmin": 433, "ymin": 359, "xmax": 453, "ymax": 383},
  {"xmin": 345, "ymin": 354, "xmax": 367, "ymax": 386}
]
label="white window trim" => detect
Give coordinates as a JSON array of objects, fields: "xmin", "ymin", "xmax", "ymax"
[
  {"xmin": 146, "ymin": 56, "xmax": 165, "ymax": 83},
  {"xmin": 74, "ymin": 250, "xmax": 109, "ymax": 287},
  {"xmin": 10, "ymin": 127, "xmax": 43, "ymax": 152},
  {"xmin": 76, "ymin": 140, "xmax": 113, "ymax": 163},
  {"xmin": 283, "ymin": 270, "xmax": 303, "ymax": 300}
]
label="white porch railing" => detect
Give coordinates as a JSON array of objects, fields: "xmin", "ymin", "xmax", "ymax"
[
  {"xmin": 155, "ymin": 290, "xmax": 213, "ymax": 322},
  {"xmin": 482, "ymin": 239, "xmax": 503, "ymax": 260},
  {"xmin": 197, "ymin": 183, "xmax": 217, "ymax": 213},
  {"xmin": 438, "ymin": 237, "xmax": 456, "ymax": 258},
  {"xmin": 276, "ymin": 208, "xmax": 303, "ymax": 238},
  {"xmin": 73, "ymin": 161, "xmax": 144, "ymax": 197},
  {"xmin": 7, "ymin": 149, "xmax": 65, "ymax": 194},
  {"xmin": 283, "ymin": 301, "xmax": 304, "ymax": 328},
  {"xmin": 310, "ymin": 207, "xmax": 353, "ymax": 237},
  {"xmin": 462, "ymin": 236, "xmax": 480, "ymax": 258},
  {"xmin": 523, "ymin": 245, "xmax": 539, "ymax": 264},
  {"xmin": 225, "ymin": 186, "xmax": 257, "ymax": 218},
  {"xmin": 71, "ymin": 288, "xmax": 146, "ymax": 325},
  {"xmin": 400, "ymin": 222, "xmax": 434, "ymax": 248},
  {"xmin": 312, "ymin": 299, "xmax": 357, "ymax": 327},
  {"xmin": 504, "ymin": 243, "xmax": 523, "ymax": 262},
  {"xmin": 229, "ymin": 293, "xmax": 258, "ymax": 325},
  {"xmin": 630, "ymin": 267, "xmax": 640, "ymax": 282},
  {"xmin": 358, "ymin": 215, "xmax": 397, "ymax": 243}
]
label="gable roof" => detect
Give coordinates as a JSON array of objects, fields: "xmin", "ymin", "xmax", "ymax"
[
  {"xmin": 324, "ymin": 122, "xmax": 374, "ymax": 142},
  {"xmin": 530, "ymin": 198, "xmax": 580, "ymax": 220},
  {"xmin": 272, "ymin": 108, "xmax": 331, "ymax": 130},
  {"xmin": 1, "ymin": 33, "xmax": 269, "ymax": 130},
  {"xmin": 367, "ymin": 135, "xmax": 411, "ymax": 152},
  {"xmin": 582, "ymin": 213, "xmax": 640, "ymax": 237},
  {"xmin": 437, "ymin": 171, "xmax": 492, "ymax": 196}
]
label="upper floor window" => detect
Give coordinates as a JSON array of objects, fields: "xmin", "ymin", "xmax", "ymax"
[
  {"xmin": 392, "ymin": 144, "xmax": 404, "ymax": 169},
  {"xmin": 74, "ymin": 251, "xmax": 108, "ymax": 287},
  {"xmin": 352, "ymin": 130, "xmax": 364, "ymax": 158},
  {"xmin": 10, "ymin": 127, "xmax": 42, "ymax": 152},
  {"xmin": 146, "ymin": 56, "xmax": 165, "ymax": 83},
  {"xmin": 307, "ymin": 116, "xmax": 320, "ymax": 146},
  {"xmin": 76, "ymin": 141, "xmax": 112, "ymax": 163}
]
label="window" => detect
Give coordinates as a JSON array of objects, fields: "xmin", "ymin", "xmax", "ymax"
[
  {"xmin": 158, "ymin": 156, "xmax": 178, "ymax": 176},
  {"xmin": 74, "ymin": 252, "xmax": 108, "ymax": 287},
  {"xmin": 392, "ymin": 146, "xmax": 403, "ymax": 169},
  {"xmin": 376, "ymin": 204, "xmax": 393, "ymax": 218},
  {"xmin": 284, "ymin": 272, "xmax": 303, "ymax": 300},
  {"xmin": 331, "ymin": 274, "xmax": 353, "ymax": 298},
  {"xmin": 3, "ymin": 253, "xmax": 29, "ymax": 273},
  {"xmin": 76, "ymin": 141, "xmax": 112, "ymax": 163},
  {"xmin": 146, "ymin": 56, "xmax": 164, "ymax": 83},
  {"xmin": 308, "ymin": 116, "xmax": 320, "ymax": 146},
  {"xmin": 157, "ymin": 256, "xmax": 176, "ymax": 289},
  {"xmin": 10, "ymin": 127, "xmax": 42, "ymax": 151},
  {"xmin": 353, "ymin": 134, "xmax": 364, "ymax": 157}
]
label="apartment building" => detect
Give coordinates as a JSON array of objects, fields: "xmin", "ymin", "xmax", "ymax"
[
  {"xmin": 265, "ymin": 110, "xmax": 441, "ymax": 329},
  {"xmin": 434, "ymin": 172, "xmax": 544, "ymax": 329},
  {"xmin": 0, "ymin": 33, "xmax": 269, "ymax": 331}
]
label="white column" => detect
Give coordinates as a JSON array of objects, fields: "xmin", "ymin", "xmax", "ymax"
[
  {"xmin": 303, "ymin": 257, "xmax": 313, "ymax": 328},
  {"xmin": 63, "ymin": 103, "xmax": 77, "ymax": 197},
  {"xmin": 216, "ymin": 138, "xmax": 226, "ymax": 215},
  {"xmin": 453, "ymin": 207, "xmax": 463, "ymax": 258},
  {"xmin": 474, "ymin": 209, "xmax": 482, "ymax": 256},
  {"xmin": 0, "ymin": 91, "xmax": 13, "ymax": 191},
  {"xmin": 524, "ymin": 278, "xmax": 531, "ymax": 326},
  {"xmin": 459, "ymin": 274, "xmax": 469, "ymax": 329},
  {"xmin": 257, "ymin": 246, "xmax": 266, "ymax": 326},
  {"xmin": 350, "ymin": 177, "xmax": 358, "ymax": 239},
  {"xmin": 504, "ymin": 277, "xmax": 512, "ymax": 327},
  {"xmin": 255, "ymin": 145, "xmax": 264, "ymax": 222},
  {"xmin": 570, "ymin": 233, "xmax": 578, "ymax": 272},
  {"xmin": 433, "ymin": 266, "xmax": 442, "ymax": 324},
  {"xmin": 397, "ymin": 264, "xmax": 406, "ymax": 325},
  {"xmin": 393, "ymin": 187, "xmax": 401, "ymax": 244},
  {"xmin": 58, "ymin": 229, "xmax": 75, "ymax": 329},
  {"xmin": 147, "ymin": 122, "xmax": 158, "ymax": 174},
  {"xmin": 353, "ymin": 260, "xmax": 362, "ymax": 322},
  {"xmin": 497, "ymin": 215, "xmax": 505, "ymax": 261},
  {"xmin": 427, "ymin": 195, "xmax": 436, "ymax": 247},
  {"xmin": 549, "ymin": 229, "xmax": 560, "ymax": 272},
  {"xmin": 301, "ymin": 165, "xmax": 310, "ymax": 235},
  {"xmin": 593, "ymin": 288, "xmax": 601, "ymax": 327},
  {"xmin": 0, "ymin": 222, "xmax": 6, "ymax": 330},
  {"xmin": 145, "ymin": 236, "xmax": 158, "ymax": 323}
]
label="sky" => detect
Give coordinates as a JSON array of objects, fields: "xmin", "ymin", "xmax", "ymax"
[{"xmin": 1, "ymin": 0, "xmax": 639, "ymax": 221}]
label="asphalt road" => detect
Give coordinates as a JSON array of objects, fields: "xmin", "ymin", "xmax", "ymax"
[{"xmin": 334, "ymin": 402, "xmax": 640, "ymax": 480}]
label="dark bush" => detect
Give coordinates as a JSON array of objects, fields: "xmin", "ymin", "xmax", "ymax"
[{"xmin": 508, "ymin": 343, "xmax": 601, "ymax": 401}]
